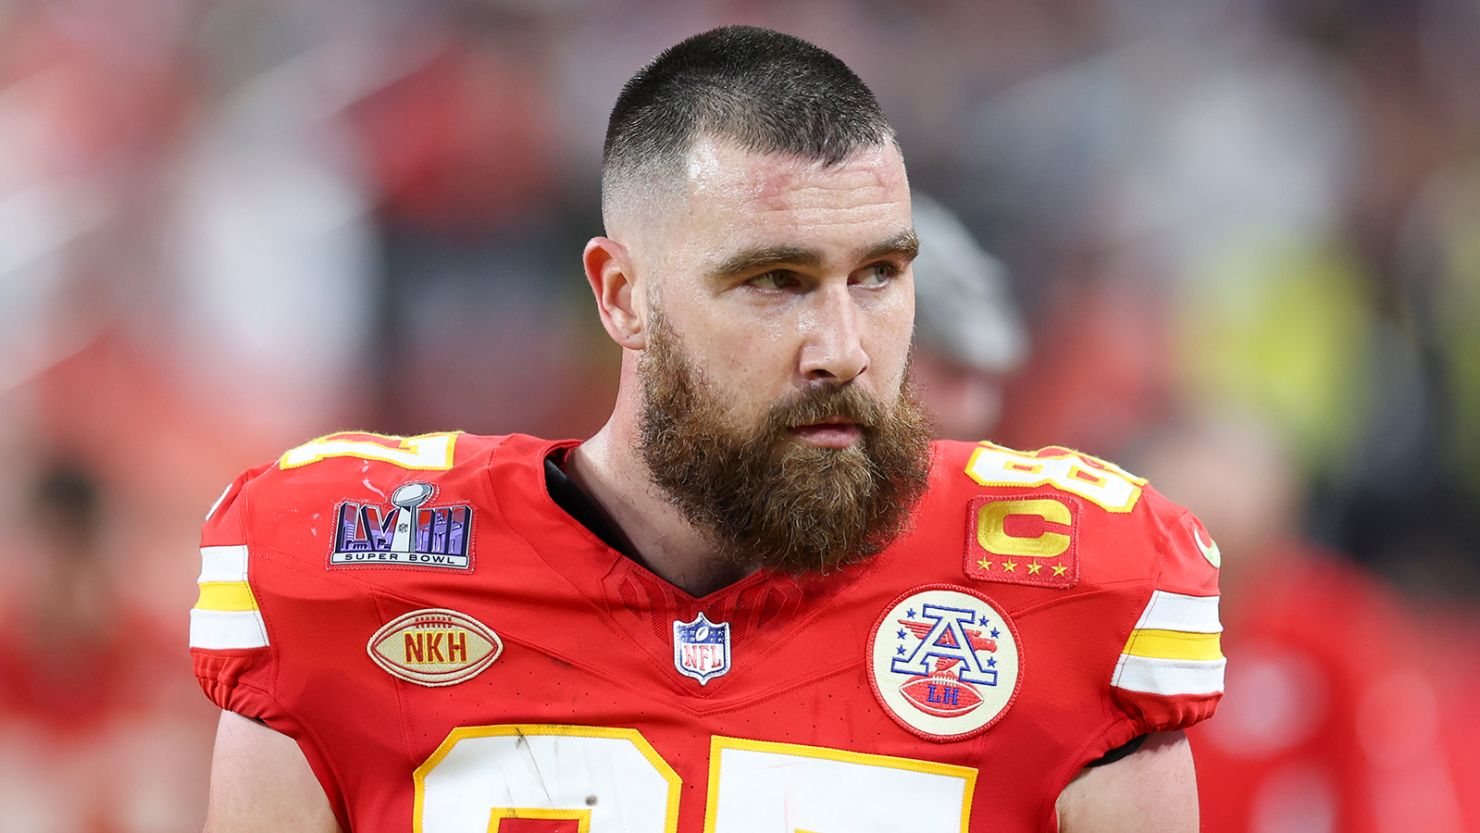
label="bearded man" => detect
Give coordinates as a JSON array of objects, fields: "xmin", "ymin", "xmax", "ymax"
[{"xmin": 191, "ymin": 26, "xmax": 1223, "ymax": 833}]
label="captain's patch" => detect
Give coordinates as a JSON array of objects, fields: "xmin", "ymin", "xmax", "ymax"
[
  {"xmin": 964, "ymin": 494, "xmax": 1079, "ymax": 589},
  {"xmin": 869, "ymin": 585, "xmax": 1022, "ymax": 742}
]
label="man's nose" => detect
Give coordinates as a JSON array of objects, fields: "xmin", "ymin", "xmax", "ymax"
[{"xmin": 798, "ymin": 285, "xmax": 870, "ymax": 384}]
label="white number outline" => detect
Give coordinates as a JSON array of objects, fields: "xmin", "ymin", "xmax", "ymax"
[
  {"xmin": 413, "ymin": 726, "xmax": 979, "ymax": 833},
  {"xmin": 413, "ymin": 724, "xmax": 681, "ymax": 833},
  {"xmin": 703, "ymin": 735, "xmax": 977, "ymax": 833}
]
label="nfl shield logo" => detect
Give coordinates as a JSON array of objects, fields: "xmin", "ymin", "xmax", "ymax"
[{"xmin": 672, "ymin": 613, "xmax": 731, "ymax": 685}]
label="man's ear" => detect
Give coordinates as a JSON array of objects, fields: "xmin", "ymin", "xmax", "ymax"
[{"xmin": 583, "ymin": 237, "xmax": 646, "ymax": 350}]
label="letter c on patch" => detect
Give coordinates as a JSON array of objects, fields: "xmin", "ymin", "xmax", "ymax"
[{"xmin": 976, "ymin": 498, "xmax": 1072, "ymax": 558}]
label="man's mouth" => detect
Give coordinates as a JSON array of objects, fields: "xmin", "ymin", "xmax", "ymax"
[{"xmin": 788, "ymin": 418, "xmax": 864, "ymax": 448}]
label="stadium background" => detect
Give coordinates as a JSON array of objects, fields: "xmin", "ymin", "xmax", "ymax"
[{"xmin": 0, "ymin": 1, "xmax": 1477, "ymax": 830}]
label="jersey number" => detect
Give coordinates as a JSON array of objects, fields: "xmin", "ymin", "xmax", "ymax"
[
  {"xmin": 965, "ymin": 443, "xmax": 1145, "ymax": 513},
  {"xmin": 279, "ymin": 432, "xmax": 459, "ymax": 471},
  {"xmin": 414, "ymin": 725, "xmax": 977, "ymax": 832}
]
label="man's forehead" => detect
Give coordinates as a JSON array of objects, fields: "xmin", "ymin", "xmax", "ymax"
[{"xmin": 683, "ymin": 136, "xmax": 909, "ymax": 212}]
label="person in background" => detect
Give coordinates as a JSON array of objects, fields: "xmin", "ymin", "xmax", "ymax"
[
  {"xmin": 1138, "ymin": 412, "xmax": 1467, "ymax": 833},
  {"xmin": 0, "ymin": 459, "xmax": 207, "ymax": 833},
  {"xmin": 909, "ymin": 193, "xmax": 1026, "ymax": 441}
]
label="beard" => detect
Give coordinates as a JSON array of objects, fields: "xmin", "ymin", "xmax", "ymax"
[{"xmin": 636, "ymin": 312, "xmax": 933, "ymax": 576}]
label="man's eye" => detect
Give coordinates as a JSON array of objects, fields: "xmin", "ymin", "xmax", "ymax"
[
  {"xmin": 853, "ymin": 263, "xmax": 898, "ymax": 287},
  {"xmin": 749, "ymin": 271, "xmax": 799, "ymax": 290}
]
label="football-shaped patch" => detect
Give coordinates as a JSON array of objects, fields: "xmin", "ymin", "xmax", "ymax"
[
  {"xmin": 367, "ymin": 608, "xmax": 501, "ymax": 687},
  {"xmin": 868, "ymin": 585, "xmax": 1022, "ymax": 742},
  {"xmin": 899, "ymin": 674, "xmax": 984, "ymax": 717}
]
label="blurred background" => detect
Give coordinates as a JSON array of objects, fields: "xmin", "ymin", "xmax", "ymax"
[{"xmin": 0, "ymin": 0, "xmax": 1476, "ymax": 830}]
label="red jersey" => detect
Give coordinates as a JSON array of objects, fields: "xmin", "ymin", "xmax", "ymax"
[{"xmin": 189, "ymin": 431, "xmax": 1223, "ymax": 833}]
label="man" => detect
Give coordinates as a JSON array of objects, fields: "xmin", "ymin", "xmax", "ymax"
[
  {"xmin": 191, "ymin": 26, "xmax": 1222, "ymax": 832},
  {"xmin": 910, "ymin": 193, "xmax": 1026, "ymax": 440}
]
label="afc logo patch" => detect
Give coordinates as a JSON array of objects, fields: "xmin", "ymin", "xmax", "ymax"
[
  {"xmin": 868, "ymin": 585, "xmax": 1022, "ymax": 742},
  {"xmin": 964, "ymin": 494, "xmax": 1079, "ymax": 589},
  {"xmin": 330, "ymin": 482, "xmax": 473, "ymax": 570}
]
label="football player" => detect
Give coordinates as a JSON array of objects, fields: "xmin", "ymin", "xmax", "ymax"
[
  {"xmin": 910, "ymin": 192, "xmax": 1026, "ymax": 440},
  {"xmin": 192, "ymin": 26, "xmax": 1223, "ymax": 833}
]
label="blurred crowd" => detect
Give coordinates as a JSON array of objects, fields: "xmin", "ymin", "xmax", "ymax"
[{"xmin": 0, "ymin": 1, "xmax": 1477, "ymax": 831}]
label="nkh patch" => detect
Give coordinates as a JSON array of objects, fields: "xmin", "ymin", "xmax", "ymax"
[
  {"xmin": 367, "ymin": 608, "xmax": 501, "ymax": 687},
  {"xmin": 869, "ymin": 585, "xmax": 1022, "ymax": 742},
  {"xmin": 673, "ymin": 613, "xmax": 731, "ymax": 685},
  {"xmin": 964, "ymin": 494, "xmax": 1080, "ymax": 589},
  {"xmin": 331, "ymin": 481, "xmax": 472, "ymax": 570}
]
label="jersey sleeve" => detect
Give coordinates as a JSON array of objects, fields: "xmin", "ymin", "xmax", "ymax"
[
  {"xmin": 189, "ymin": 463, "xmax": 281, "ymax": 720},
  {"xmin": 1109, "ymin": 496, "xmax": 1225, "ymax": 735}
]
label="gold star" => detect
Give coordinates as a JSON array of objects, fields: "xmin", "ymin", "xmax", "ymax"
[
  {"xmin": 1052, "ymin": 564, "xmax": 1068, "ymax": 576},
  {"xmin": 1003, "ymin": 560, "xmax": 1017, "ymax": 572},
  {"xmin": 977, "ymin": 558, "xmax": 992, "ymax": 571},
  {"xmin": 1027, "ymin": 562, "xmax": 1043, "ymax": 575}
]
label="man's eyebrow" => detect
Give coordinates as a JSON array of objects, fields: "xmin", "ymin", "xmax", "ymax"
[
  {"xmin": 706, "ymin": 229, "xmax": 919, "ymax": 282},
  {"xmin": 707, "ymin": 245, "xmax": 824, "ymax": 281},
  {"xmin": 861, "ymin": 229, "xmax": 919, "ymax": 264}
]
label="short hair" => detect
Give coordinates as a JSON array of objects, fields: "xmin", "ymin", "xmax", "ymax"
[{"xmin": 602, "ymin": 26, "xmax": 895, "ymax": 216}]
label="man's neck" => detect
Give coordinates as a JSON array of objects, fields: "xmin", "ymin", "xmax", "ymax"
[{"xmin": 565, "ymin": 424, "xmax": 754, "ymax": 597}]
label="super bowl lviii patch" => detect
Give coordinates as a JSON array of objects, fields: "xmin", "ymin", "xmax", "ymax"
[
  {"xmin": 367, "ymin": 608, "xmax": 502, "ymax": 687},
  {"xmin": 869, "ymin": 585, "xmax": 1021, "ymax": 742},
  {"xmin": 673, "ymin": 613, "xmax": 731, "ymax": 685},
  {"xmin": 964, "ymin": 494, "xmax": 1079, "ymax": 589},
  {"xmin": 331, "ymin": 482, "xmax": 472, "ymax": 570}
]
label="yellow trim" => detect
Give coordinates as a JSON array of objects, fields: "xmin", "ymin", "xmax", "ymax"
[
  {"xmin": 488, "ymin": 807, "xmax": 591, "ymax": 833},
  {"xmin": 279, "ymin": 431, "xmax": 460, "ymax": 471},
  {"xmin": 1122, "ymin": 629, "xmax": 1223, "ymax": 661},
  {"xmin": 413, "ymin": 724, "xmax": 681, "ymax": 833},
  {"xmin": 193, "ymin": 580, "xmax": 258, "ymax": 612},
  {"xmin": 703, "ymin": 735, "xmax": 977, "ymax": 833}
]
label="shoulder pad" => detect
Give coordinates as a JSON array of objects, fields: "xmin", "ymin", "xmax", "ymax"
[
  {"xmin": 189, "ymin": 431, "xmax": 503, "ymax": 716},
  {"xmin": 937, "ymin": 440, "xmax": 1224, "ymax": 732}
]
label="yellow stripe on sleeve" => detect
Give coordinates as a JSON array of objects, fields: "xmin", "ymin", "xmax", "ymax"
[
  {"xmin": 1121, "ymin": 628, "xmax": 1223, "ymax": 662},
  {"xmin": 194, "ymin": 580, "xmax": 260, "ymax": 612}
]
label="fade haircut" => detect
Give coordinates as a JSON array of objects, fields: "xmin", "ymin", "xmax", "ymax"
[{"xmin": 602, "ymin": 26, "xmax": 896, "ymax": 222}]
